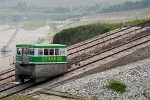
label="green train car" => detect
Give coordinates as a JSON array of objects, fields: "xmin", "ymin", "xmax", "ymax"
[{"xmin": 15, "ymin": 44, "xmax": 70, "ymax": 83}]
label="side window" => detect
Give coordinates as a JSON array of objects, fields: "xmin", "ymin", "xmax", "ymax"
[
  {"xmin": 49, "ymin": 49, "xmax": 54, "ymax": 55},
  {"xmin": 44, "ymin": 49, "xmax": 48, "ymax": 55},
  {"xmin": 55, "ymin": 49, "xmax": 59, "ymax": 55},
  {"xmin": 38, "ymin": 49, "xmax": 43, "ymax": 55},
  {"xmin": 17, "ymin": 48, "xmax": 22, "ymax": 55},
  {"xmin": 60, "ymin": 49, "xmax": 65, "ymax": 56},
  {"xmin": 29, "ymin": 49, "xmax": 34, "ymax": 55}
]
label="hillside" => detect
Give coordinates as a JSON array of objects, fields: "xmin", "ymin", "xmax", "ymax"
[
  {"xmin": 0, "ymin": 0, "xmax": 144, "ymax": 23},
  {"xmin": 52, "ymin": 18, "xmax": 149, "ymax": 46},
  {"xmin": 102, "ymin": 0, "xmax": 150, "ymax": 13},
  {"xmin": 0, "ymin": 0, "xmax": 141, "ymax": 7}
]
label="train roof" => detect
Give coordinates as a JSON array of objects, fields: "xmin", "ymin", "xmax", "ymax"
[{"xmin": 16, "ymin": 44, "xmax": 67, "ymax": 48}]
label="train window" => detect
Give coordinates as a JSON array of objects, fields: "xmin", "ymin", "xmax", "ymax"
[
  {"xmin": 44, "ymin": 49, "xmax": 48, "ymax": 55},
  {"xmin": 55, "ymin": 49, "xmax": 59, "ymax": 55},
  {"xmin": 49, "ymin": 49, "xmax": 54, "ymax": 55},
  {"xmin": 38, "ymin": 49, "xmax": 43, "ymax": 55},
  {"xmin": 29, "ymin": 49, "xmax": 34, "ymax": 55},
  {"xmin": 60, "ymin": 49, "xmax": 65, "ymax": 55},
  {"xmin": 17, "ymin": 48, "xmax": 22, "ymax": 55}
]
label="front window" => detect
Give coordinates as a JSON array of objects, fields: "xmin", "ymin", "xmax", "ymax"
[{"xmin": 17, "ymin": 48, "xmax": 22, "ymax": 55}]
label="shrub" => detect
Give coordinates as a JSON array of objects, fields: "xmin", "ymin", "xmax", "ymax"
[
  {"xmin": 53, "ymin": 23, "xmax": 119, "ymax": 46},
  {"xmin": 90, "ymin": 95, "xmax": 98, "ymax": 100},
  {"xmin": 106, "ymin": 80, "xmax": 127, "ymax": 93}
]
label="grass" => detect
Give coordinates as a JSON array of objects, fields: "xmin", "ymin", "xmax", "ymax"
[
  {"xmin": 90, "ymin": 95, "xmax": 98, "ymax": 100},
  {"xmin": 106, "ymin": 80, "xmax": 127, "ymax": 93},
  {"xmin": 15, "ymin": 97, "xmax": 32, "ymax": 100},
  {"xmin": 52, "ymin": 23, "xmax": 120, "ymax": 46},
  {"xmin": 123, "ymin": 18, "xmax": 150, "ymax": 27}
]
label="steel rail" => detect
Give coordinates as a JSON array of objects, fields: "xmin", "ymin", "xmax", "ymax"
[
  {"xmin": 71, "ymin": 29, "xmax": 150, "ymax": 64},
  {"xmin": 63, "ymin": 40, "xmax": 150, "ymax": 79},
  {"xmin": 0, "ymin": 68, "xmax": 15, "ymax": 76},
  {"xmin": 0, "ymin": 80, "xmax": 15, "ymax": 88},
  {"xmin": 67, "ymin": 20, "xmax": 150, "ymax": 51},
  {"xmin": 68, "ymin": 27, "xmax": 143, "ymax": 56},
  {"xmin": 0, "ymin": 81, "xmax": 29, "ymax": 93},
  {"xmin": 0, "ymin": 74, "xmax": 15, "ymax": 81},
  {"xmin": 76, "ymin": 38, "xmax": 150, "ymax": 69}
]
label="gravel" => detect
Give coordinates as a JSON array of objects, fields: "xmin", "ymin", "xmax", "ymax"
[{"xmin": 53, "ymin": 57, "xmax": 150, "ymax": 100}]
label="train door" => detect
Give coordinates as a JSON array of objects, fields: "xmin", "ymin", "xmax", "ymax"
[{"xmin": 22, "ymin": 48, "xmax": 29, "ymax": 64}]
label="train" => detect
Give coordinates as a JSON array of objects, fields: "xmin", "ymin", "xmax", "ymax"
[{"xmin": 15, "ymin": 44, "xmax": 71, "ymax": 83}]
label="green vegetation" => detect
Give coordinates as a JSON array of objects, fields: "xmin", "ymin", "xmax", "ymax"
[
  {"xmin": 90, "ymin": 95, "xmax": 99, "ymax": 100},
  {"xmin": 106, "ymin": 80, "xmax": 127, "ymax": 93},
  {"xmin": 123, "ymin": 18, "xmax": 150, "ymax": 27},
  {"xmin": 0, "ymin": 0, "xmax": 145, "ymax": 24},
  {"xmin": 0, "ymin": 0, "xmax": 132, "ymax": 8},
  {"xmin": 102, "ymin": 0, "xmax": 150, "ymax": 13},
  {"xmin": 53, "ymin": 23, "xmax": 119, "ymax": 46},
  {"xmin": 0, "ymin": 0, "xmax": 142, "ymax": 23},
  {"xmin": 15, "ymin": 97, "xmax": 32, "ymax": 100},
  {"xmin": 52, "ymin": 18, "xmax": 150, "ymax": 46}
]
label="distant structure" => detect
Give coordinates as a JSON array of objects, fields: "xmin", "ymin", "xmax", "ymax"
[{"xmin": 1, "ymin": 22, "xmax": 24, "ymax": 52}]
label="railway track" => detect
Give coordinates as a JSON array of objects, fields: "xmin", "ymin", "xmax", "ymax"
[
  {"xmin": 68, "ymin": 19, "xmax": 150, "ymax": 50},
  {"xmin": 67, "ymin": 20, "xmax": 150, "ymax": 59},
  {"xmin": 68, "ymin": 27, "xmax": 138, "ymax": 59},
  {"xmin": 20, "ymin": 30, "xmax": 150, "ymax": 98},
  {"xmin": 0, "ymin": 20, "xmax": 150, "ymax": 99},
  {"xmin": 72, "ymin": 30, "xmax": 150, "ymax": 69},
  {"xmin": 0, "ymin": 75, "xmax": 15, "ymax": 91},
  {"xmin": 70, "ymin": 28, "xmax": 150, "ymax": 64},
  {"xmin": 0, "ymin": 69, "xmax": 15, "ymax": 90},
  {"xmin": 0, "ymin": 68, "xmax": 15, "ymax": 76},
  {"xmin": 0, "ymin": 80, "xmax": 33, "ymax": 98}
]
